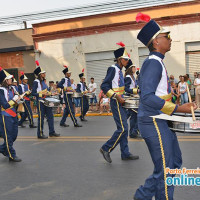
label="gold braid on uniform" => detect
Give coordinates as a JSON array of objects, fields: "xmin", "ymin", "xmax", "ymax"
[{"xmin": 153, "ymin": 118, "xmax": 169, "ymax": 200}]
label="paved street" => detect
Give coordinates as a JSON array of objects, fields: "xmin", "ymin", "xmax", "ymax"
[{"xmin": 0, "ymin": 116, "xmax": 200, "ymax": 200}]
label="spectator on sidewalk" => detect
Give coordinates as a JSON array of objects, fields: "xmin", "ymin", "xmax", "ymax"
[
  {"xmin": 88, "ymin": 77, "xmax": 98, "ymax": 111},
  {"xmin": 185, "ymin": 74, "xmax": 192, "ymax": 90},
  {"xmin": 171, "ymin": 81, "xmax": 180, "ymax": 104},
  {"xmin": 169, "ymin": 74, "xmax": 178, "ymax": 84},
  {"xmin": 194, "ymin": 73, "xmax": 200, "ymax": 109},
  {"xmin": 178, "ymin": 75, "xmax": 189, "ymax": 105},
  {"xmin": 99, "ymin": 94, "xmax": 110, "ymax": 114}
]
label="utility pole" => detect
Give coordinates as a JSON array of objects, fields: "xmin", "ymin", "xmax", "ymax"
[{"xmin": 23, "ymin": 21, "xmax": 27, "ymax": 29}]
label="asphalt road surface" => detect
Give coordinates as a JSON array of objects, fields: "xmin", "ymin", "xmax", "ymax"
[{"xmin": 0, "ymin": 116, "xmax": 199, "ymax": 200}]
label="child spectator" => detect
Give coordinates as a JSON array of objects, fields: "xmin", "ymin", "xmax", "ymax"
[{"xmin": 99, "ymin": 94, "xmax": 110, "ymax": 114}]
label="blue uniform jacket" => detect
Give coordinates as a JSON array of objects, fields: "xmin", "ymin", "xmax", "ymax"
[
  {"xmin": 12, "ymin": 85, "xmax": 18, "ymax": 93},
  {"xmin": 101, "ymin": 64, "xmax": 124, "ymax": 97},
  {"xmin": 32, "ymin": 80, "xmax": 49, "ymax": 100},
  {"xmin": 76, "ymin": 82, "xmax": 86, "ymax": 93},
  {"xmin": 0, "ymin": 87, "xmax": 16, "ymax": 116},
  {"xmin": 138, "ymin": 52, "xmax": 178, "ymax": 118},
  {"xmin": 57, "ymin": 78, "xmax": 72, "ymax": 91},
  {"xmin": 124, "ymin": 76, "xmax": 137, "ymax": 94}
]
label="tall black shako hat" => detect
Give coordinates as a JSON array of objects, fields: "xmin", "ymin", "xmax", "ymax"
[
  {"xmin": 34, "ymin": 60, "xmax": 46, "ymax": 76},
  {"xmin": 0, "ymin": 67, "xmax": 13, "ymax": 84},
  {"xmin": 114, "ymin": 42, "xmax": 129, "ymax": 59},
  {"xmin": 79, "ymin": 68, "xmax": 85, "ymax": 79},
  {"xmin": 62, "ymin": 65, "xmax": 71, "ymax": 74},
  {"xmin": 136, "ymin": 13, "xmax": 170, "ymax": 47},
  {"xmin": 125, "ymin": 59, "xmax": 133, "ymax": 71},
  {"xmin": 20, "ymin": 71, "xmax": 28, "ymax": 81}
]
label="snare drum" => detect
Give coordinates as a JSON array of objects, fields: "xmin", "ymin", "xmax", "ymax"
[
  {"xmin": 85, "ymin": 93, "xmax": 95, "ymax": 99},
  {"xmin": 169, "ymin": 111, "xmax": 200, "ymax": 133},
  {"xmin": 66, "ymin": 92, "xmax": 74, "ymax": 95},
  {"xmin": 72, "ymin": 92, "xmax": 83, "ymax": 98},
  {"xmin": 43, "ymin": 97, "xmax": 60, "ymax": 107},
  {"xmin": 122, "ymin": 98, "xmax": 140, "ymax": 109}
]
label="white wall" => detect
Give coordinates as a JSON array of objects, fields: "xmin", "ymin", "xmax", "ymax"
[{"xmin": 36, "ymin": 21, "xmax": 200, "ymax": 84}]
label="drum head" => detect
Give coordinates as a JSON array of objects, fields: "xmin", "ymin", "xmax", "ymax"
[
  {"xmin": 45, "ymin": 97, "xmax": 60, "ymax": 103},
  {"xmin": 123, "ymin": 98, "xmax": 139, "ymax": 109}
]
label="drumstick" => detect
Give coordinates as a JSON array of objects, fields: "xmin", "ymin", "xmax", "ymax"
[{"xmin": 186, "ymin": 84, "xmax": 196, "ymax": 121}]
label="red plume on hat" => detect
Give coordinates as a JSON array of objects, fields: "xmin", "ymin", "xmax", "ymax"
[
  {"xmin": 20, "ymin": 71, "xmax": 24, "ymax": 75},
  {"xmin": 136, "ymin": 13, "xmax": 151, "ymax": 23},
  {"xmin": 0, "ymin": 67, "xmax": 3, "ymax": 71},
  {"xmin": 128, "ymin": 53, "xmax": 131, "ymax": 58},
  {"xmin": 64, "ymin": 65, "xmax": 68, "ymax": 68},
  {"xmin": 137, "ymin": 68, "xmax": 140, "ymax": 71},
  {"xmin": 116, "ymin": 42, "xmax": 125, "ymax": 47},
  {"xmin": 35, "ymin": 60, "xmax": 40, "ymax": 66},
  {"xmin": 82, "ymin": 68, "xmax": 85, "ymax": 73}
]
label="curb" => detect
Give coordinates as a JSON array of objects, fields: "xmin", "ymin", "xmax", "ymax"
[{"xmin": 30, "ymin": 113, "xmax": 113, "ymax": 118}]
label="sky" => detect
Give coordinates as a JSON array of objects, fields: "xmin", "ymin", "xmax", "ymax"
[{"xmin": 0, "ymin": 0, "xmax": 113, "ymax": 17}]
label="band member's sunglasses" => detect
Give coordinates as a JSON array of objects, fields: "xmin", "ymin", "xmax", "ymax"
[{"xmin": 157, "ymin": 33, "xmax": 171, "ymax": 40}]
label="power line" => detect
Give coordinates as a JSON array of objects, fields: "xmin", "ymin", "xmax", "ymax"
[{"xmin": 0, "ymin": 0, "xmax": 194, "ymax": 25}]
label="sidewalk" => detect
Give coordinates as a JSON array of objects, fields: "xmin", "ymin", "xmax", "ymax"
[{"xmin": 29, "ymin": 110, "xmax": 113, "ymax": 118}]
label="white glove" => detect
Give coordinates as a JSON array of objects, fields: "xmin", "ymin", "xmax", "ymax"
[{"xmin": 13, "ymin": 95, "xmax": 19, "ymax": 102}]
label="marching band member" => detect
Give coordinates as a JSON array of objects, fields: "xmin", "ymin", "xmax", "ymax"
[
  {"xmin": 57, "ymin": 66, "xmax": 82, "ymax": 127},
  {"xmin": 124, "ymin": 59, "xmax": 140, "ymax": 138},
  {"xmin": 18, "ymin": 72, "xmax": 36, "ymax": 128},
  {"xmin": 133, "ymin": 18, "xmax": 197, "ymax": 200},
  {"xmin": 12, "ymin": 78, "xmax": 18, "ymax": 92},
  {"xmin": 32, "ymin": 61, "xmax": 60, "ymax": 139},
  {"xmin": 76, "ymin": 69, "xmax": 89, "ymax": 121},
  {"xmin": 0, "ymin": 67, "xmax": 21, "ymax": 162},
  {"xmin": 99, "ymin": 42, "xmax": 139, "ymax": 163}
]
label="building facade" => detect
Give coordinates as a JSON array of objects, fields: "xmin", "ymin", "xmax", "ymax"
[
  {"xmin": 32, "ymin": 0, "xmax": 200, "ymax": 95},
  {"xmin": 0, "ymin": 29, "xmax": 36, "ymax": 86}
]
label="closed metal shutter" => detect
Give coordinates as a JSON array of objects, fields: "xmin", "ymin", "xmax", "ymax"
[
  {"xmin": 138, "ymin": 47, "xmax": 149, "ymax": 69},
  {"xmin": 86, "ymin": 59, "xmax": 114, "ymax": 98},
  {"xmin": 186, "ymin": 52, "xmax": 200, "ymax": 80},
  {"xmin": 185, "ymin": 42, "xmax": 200, "ymax": 96},
  {"xmin": 185, "ymin": 52, "xmax": 200, "ymax": 96},
  {"xmin": 139, "ymin": 55, "xmax": 147, "ymax": 68},
  {"xmin": 185, "ymin": 42, "xmax": 200, "ymax": 80}
]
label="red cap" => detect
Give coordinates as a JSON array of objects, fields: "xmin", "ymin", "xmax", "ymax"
[
  {"xmin": 116, "ymin": 42, "xmax": 125, "ymax": 47},
  {"xmin": 35, "ymin": 60, "xmax": 40, "ymax": 66},
  {"xmin": 64, "ymin": 65, "xmax": 68, "ymax": 68},
  {"xmin": 20, "ymin": 71, "xmax": 24, "ymax": 75},
  {"xmin": 137, "ymin": 68, "xmax": 140, "ymax": 71},
  {"xmin": 136, "ymin": 13, "xmax": 151, "ymax": 23}
]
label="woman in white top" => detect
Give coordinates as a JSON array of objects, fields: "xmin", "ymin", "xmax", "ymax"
[
  {"xmin": 178, "ymin": 76, "xmax": 188, "ymax": 105},
  {"xmin": 194, "ymin": 73, "xmax": 200, "ymax": 108}
]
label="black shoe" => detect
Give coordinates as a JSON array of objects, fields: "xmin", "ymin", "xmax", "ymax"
[
  {"xmin": 49, "ymin": 133, "xmax": 60, "ymax": 137},
  {"xmin": 74, "ymin": 124, "xmax": 82, "ymax": 127},
  {"xmin": 60, "ymin": 123, "xmax": 69, "ymax": 127},
  {"xmin": 122, "ymin": 153, "xmax": 139, "ymax": 160},
  {"xmin": 18, "ymin": 124, "xmax": 26, "ymax": 128},
  {"xmin": 80, "ymin": 117, "xmax": 87, "ymax": 122},
  {"xmin": 130, "ymin": 134, "xmax": 142, "ymax": 139},
  {"xmin": 9, "ymin": 156, "xmax": 22, "ymax": 162},
  {"xmin": 100, "ymin": 148, "xmax": 112, "ymax": 163},
  {"xmin": 133, "ymin": 197, "xmax": 141, "ymax": 200},
  {"xmin": 29, "ymin": 124, "xmax": 37, "ymax": 128},
  {"xmin": 38, "ymin": 135, "xmax": 48, "ymax": 139}
]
